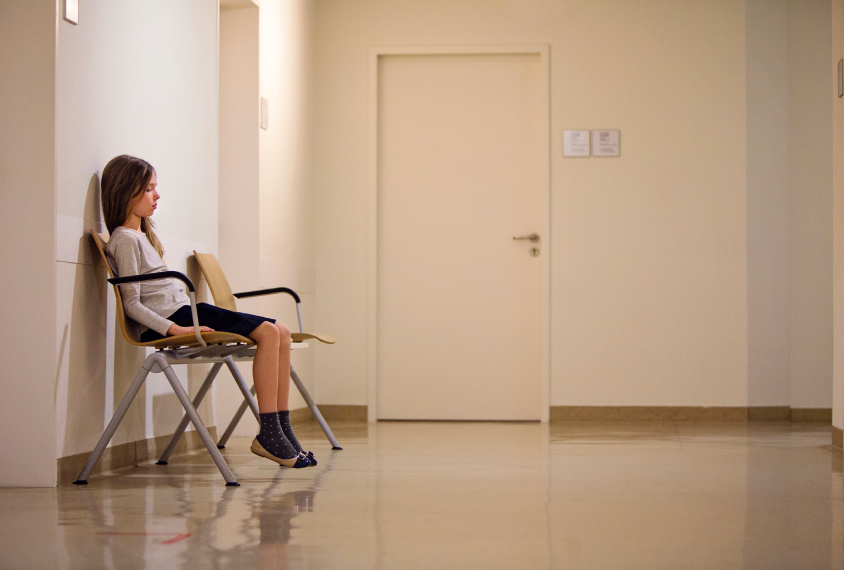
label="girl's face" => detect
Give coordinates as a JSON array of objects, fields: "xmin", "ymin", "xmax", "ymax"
[{"xmin": 131, "ymin": 171, "xmax": 159, "ymax": 219}]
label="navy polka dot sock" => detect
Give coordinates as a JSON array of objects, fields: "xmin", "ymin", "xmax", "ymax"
[
  {"xmin": 277, "ymin": 410, "xmax": 303, "ymax": 453},
  {"xmin": 278, "ymin": 410, "xmax": 317, "ymax": 466},
  {"xmin": 256, "ymin": 412, "xmax": 298, "ymax": 460}
]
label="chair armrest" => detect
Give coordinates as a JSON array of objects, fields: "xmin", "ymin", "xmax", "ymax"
[
  {"xmin": 233, "ymin": 286, "xmax": 300, "ymax": 303},
  {"xmin": 107, "ymin": 271, "xmax": 206, "ymax": 347},
  {"xmin": 233, "ymin": 287, "xmax": 304, "ymax": 333}
]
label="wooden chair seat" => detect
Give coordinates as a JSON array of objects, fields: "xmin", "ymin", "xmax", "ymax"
[
  {"xmin": 139, "ymin": 331, "xmax": 254, "ymax": 349},
  {"xmin": 291, "ymin": 332, "xmax": 334, "ymax": 344}
]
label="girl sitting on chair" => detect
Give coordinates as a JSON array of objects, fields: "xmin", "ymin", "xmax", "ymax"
[{"xmin": 101, "ymin": 154, "xmax": 313, "ymax": 469}]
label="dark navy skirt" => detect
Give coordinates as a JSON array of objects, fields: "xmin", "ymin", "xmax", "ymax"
[{"xmin": 139, "ymin": 302, "xmax": 276, "ymax": 343}]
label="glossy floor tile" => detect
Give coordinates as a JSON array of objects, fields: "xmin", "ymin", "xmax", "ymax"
[{"xmin": 0, "ymin": 421, "xmax": 840, "ymax": 569}]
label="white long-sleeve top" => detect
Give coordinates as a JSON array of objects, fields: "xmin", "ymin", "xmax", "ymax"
[{"xmin": 105, "ymin": 226, "xmax": 190, "ymax": 336}]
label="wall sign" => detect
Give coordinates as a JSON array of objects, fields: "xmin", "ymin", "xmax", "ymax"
[
  {"xmin": 563, "ymin": 130, "xmax": 590, "ymax": 157},
  {"xmin": 592, "ymin": 130, "xmax": 620, "ymax": 157},
  {"xmin": 64, "ymin": 0, "xmax": 79, "ymax": 24}
]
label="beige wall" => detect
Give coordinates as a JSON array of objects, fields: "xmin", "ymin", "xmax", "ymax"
[
  {"xmin": 220, "ymin": 6, "xmax": 260, "ymax": 298},
  {"xmin": 6, "ymin": 0, "xmax": 321, "ymax": 473},
  {"xmin": 787, "ymin": 0, "xmax": 833, "ymax": 409},
  {"xmin": 314, "ymin": 0, "xmax": 749, "ymax": 408},
  {"xmin": 216, "ymin": 0, "xmax": 318, "ymax": 436},
  {"xmin": 551, "ymin": 0, "xmax": 748, "ymax": 407},
  {"xmin": 313, "ymin": 0, "xmax": 833, "ymax": 412},
  {"xmin": 747, "ymin": 0, "xmax": 833, "ymax": 411},
  {"xmin": 0, "ymin": 0, "xmax": 58, "ymax": 487},
  {"xmin": 53, "ymin": 0, "xmax": 219, "ymax": 460},
  {"xmin": 256, "ymin": 0, "xmax": 318, "ymax": 412},
  {"xmin": 746, "ymin": 0, "xmax": 790, "ymax": 407},
  {"xmin": 218, "ymin": 6, "xmax": 261, "ymax": 436}
]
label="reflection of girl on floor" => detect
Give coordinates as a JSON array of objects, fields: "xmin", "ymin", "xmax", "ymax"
[{"xmin": 101, "ymin": 154, "xmax": 314, "ymax": 468}]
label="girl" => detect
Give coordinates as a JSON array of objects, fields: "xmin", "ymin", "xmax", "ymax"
[{"xmin": 101, "ymin": 154, "xmax": 313, "ymax": 469}]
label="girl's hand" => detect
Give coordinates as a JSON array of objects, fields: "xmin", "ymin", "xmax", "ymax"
[{"xmin": 167, "ymin": 323, "xmax": 215, "ymax": 336}]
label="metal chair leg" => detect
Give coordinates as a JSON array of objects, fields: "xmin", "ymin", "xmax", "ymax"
[
  {"xmin": 214, "ymin": 356, "xmax": 262, "ymax": 450},
  {"xmin": 223, "ymin": 356, "xmax": 260, "ymax": 419},
  {"xmin": 291, "ymin": 366, "xmax": 342, "ymax": 450},
  {"xmin": 157, "ymin": 362, "xmax": 223, "ymax": 465},
  {"xmin": 216, "ymin": 384, "xmax": 256, "ymax": 449},
  {"xmin": 158, "ymin": 355, "xmax": 239, "ymax": 486},
  {"xmin": 74, "ymin": 355, "xmax": 154, "ymax": 484},
  {"xmin": 217, "ymin": 363, "xmax": 343, "ymax": 451}
]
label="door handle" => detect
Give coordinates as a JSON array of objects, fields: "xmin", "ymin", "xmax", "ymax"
[{"xmin": 512, "ymin": 233, "xmax": 540, "ymax": 243}]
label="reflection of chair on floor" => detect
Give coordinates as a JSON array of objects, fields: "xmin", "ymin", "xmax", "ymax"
[
  {"xmin": 189, "ymin": 251, "xmax": 341, "ymax": 451},
  {"xmin": 75, "ymin": 231, "xmax": 263, "ymax": 486}
]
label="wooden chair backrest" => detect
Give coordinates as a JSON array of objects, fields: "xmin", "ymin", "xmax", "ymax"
[
  {"xmin": 193, "ymin": 250, "xmax": 336, "ymax": 345},
  {"xmin": 90, "ymin": 230, "xmax": 144, "ymax": 346},
  {"xmin": 192, "ymin": 252, "xmax": 238, "ymax": 312}
]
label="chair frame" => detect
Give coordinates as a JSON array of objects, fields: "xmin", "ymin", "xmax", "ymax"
[
  {"xmin": 168, "ymin": 252, "xmax": 342, "ymax": 453},
  {"xmin": 75, "ymin": 232, "xmax": 337, "ymax": 486}
]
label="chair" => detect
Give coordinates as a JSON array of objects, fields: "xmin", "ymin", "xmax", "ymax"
[
  {"xmin": 176, "ymin": 251, "xmax": 340, "ymax": 451},
  {"xmin": 74, "ymin": 231, "xmax": 329, "ymax": 486}
]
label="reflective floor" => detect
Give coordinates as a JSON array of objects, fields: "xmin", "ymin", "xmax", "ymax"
[{"xmin": 1, "ymin": 421, "xmax": 841, "ymax": 569}]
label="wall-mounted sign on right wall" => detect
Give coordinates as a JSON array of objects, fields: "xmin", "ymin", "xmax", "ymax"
[
  {"xmin": 563, "ymin": 130, "xmax": 590, "ymax": 157},
  {"xmin": 592, "ymin": 130, "xmax": 620, "ymax": 157}
]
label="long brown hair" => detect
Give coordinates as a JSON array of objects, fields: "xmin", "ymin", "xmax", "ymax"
[{"xmin": 101, "ymin": 155, "xmax": 164, "ymax": 257}]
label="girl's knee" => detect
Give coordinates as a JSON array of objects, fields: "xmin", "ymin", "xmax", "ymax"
[
  {"xmin": 275, "ymin": 322, "xmax": 291, "ymax": 346},
  {"xmin": 252, "ymin": 321, "xmax": 280, "ymax": 345}
]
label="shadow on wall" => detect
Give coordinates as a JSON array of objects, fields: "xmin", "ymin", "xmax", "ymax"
[
  {"xmin": 61, "ymin": 246, "xmax": 107, "ymax": 455},
  {"xmin": 60, "ymin": 173, "xmax": 217, "ymax": 462},
  {"xmin": 61, "ymin": 173, "xmax": 148, "ymax": 457},
  {"xmin": 60, "ymin": 174, "xmax": 107, "ymax": 455}
]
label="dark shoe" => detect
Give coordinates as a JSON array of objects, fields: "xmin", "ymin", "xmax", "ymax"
[
  {"xmin": 294, "ymin": 451, "xmax": 317, "ymax": 467},
  {"xmin": 251, "ymin": 438, "xmax": 311, "ymax": 468}
]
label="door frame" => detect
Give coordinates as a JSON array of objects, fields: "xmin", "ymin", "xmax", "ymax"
[{"xmin": 367, "ymin": 45, "xmax": 551, "ymax": 422}]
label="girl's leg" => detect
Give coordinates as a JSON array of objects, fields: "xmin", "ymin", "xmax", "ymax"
[
  {"xmin": 250, "ymin": 321, "xmax": 280, "ymax": 413},
  {"xmin": 249, "ymin": 321, "xmax": 309, "ymax": 468},
  {"xmin": 272, "ymin": 322, "xmax": 315, "ymax": 463},
  {"xmin": 274, "ymin": 322, "xmax": 292, "ymax": 411}
]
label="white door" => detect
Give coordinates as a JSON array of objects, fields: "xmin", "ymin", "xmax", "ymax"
[{"xmin": 377, "ymin": 52, "xmax": 546, "ymax": 420}]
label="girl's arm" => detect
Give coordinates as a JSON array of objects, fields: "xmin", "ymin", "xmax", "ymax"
[
  {"xmin": 109, "ymin": 235, "xmax": 177, "ymax": 336},
  {"xmin": 168, "ymin": 323, "xmax": 214, "ymax": 336}
]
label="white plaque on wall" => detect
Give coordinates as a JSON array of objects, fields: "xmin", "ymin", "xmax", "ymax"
[
  {"xmin": 563, "ymin": 130, "xmax": 590, "ymax": 157},
  {"xmin": 64, "ymin": 0, "xmax": 79, "ymax": 24},
  {"xmin": 592, "ymin": 130, "xmax": 620, "ymax": 157}
]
